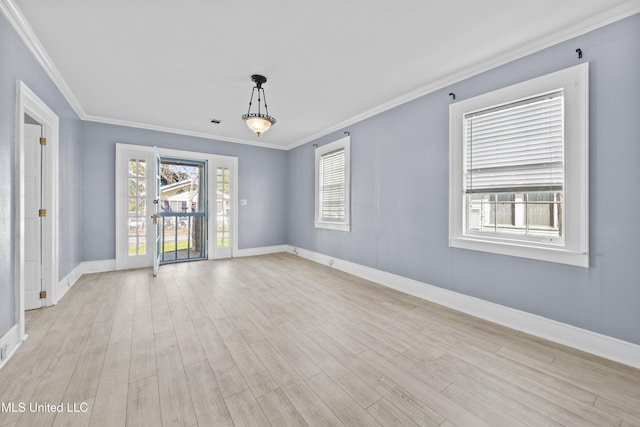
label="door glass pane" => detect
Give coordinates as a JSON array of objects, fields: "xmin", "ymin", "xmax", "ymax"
[
  {"xmin": 137, "ymin": 198, "xmax": 146, "ymax": 217},
  {"xmin": 129, "ymin": 178, "xmax": 137, "ymax": 197},
  {"xmin": 128, "ymin": 159, "xmax": 146, "ymax": 256},
  {"xmin": 217, "ymin": 167, "xmax": 230, "ymax": 248}
]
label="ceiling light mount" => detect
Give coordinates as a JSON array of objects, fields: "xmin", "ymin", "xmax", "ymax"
[
  {"xmin": 251, "ymin": 74, "xmax": 267, "ymax": 87},
  {"xmin": 242, "ymin": 74, "xmax": 276, "ymax": 136}
]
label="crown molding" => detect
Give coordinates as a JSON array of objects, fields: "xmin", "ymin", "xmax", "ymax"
[
  {"xmin": 82, "ymin": 115, "xmax": 288, "ymax": 150},
  {"xmin": 3, "ymin": 0, "xmax": 639, "ymax": 151},
  {"xmin": 286, "ymin": 2, "xmax": 640, "ymax": 150},
  {"xmin": 0, "ymin": 0, "xmax": 86, "ymax": 118},
  {"xmin": 0, "ymin": 0, "xmax": 282, "ymax": 149}
]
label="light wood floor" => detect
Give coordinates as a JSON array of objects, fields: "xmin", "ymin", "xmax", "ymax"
[{"xmin": 1, "ymin": 253, "xmax": 639, "ymax": 426}]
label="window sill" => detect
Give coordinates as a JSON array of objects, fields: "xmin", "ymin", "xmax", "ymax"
[
  {"xmin": 314, "ymin": 221, "xmax": 350, "ymax": 232},
  {"xmin": 449, "ymin": 235, "xmax": 588, "ymax": 268}
]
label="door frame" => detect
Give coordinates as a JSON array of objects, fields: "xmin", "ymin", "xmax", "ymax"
[
  {"xmin": 160, "ymin": 147, "xmax": 238, "ymax": 260},
  {"xmin": 115, "ymin": 144, "xmax": 238, "ymax": 269},
  {"xmin": 15, "ymin": 80, "xmax": 59, "ymax": 340}
]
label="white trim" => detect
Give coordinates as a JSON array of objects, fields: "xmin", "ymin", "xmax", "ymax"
[
  {"xmin": 78, "ymin": 259, "xmax": 117, "ymax": 275},
  {"xmin": 285, "ymin": 4, "xmax": 640, "ymax": 150},
  {"xmin": 3, "ymin": 0, "xmax": 637, "ymax": 151},
  {"xmin": 0, "ymin": 0, "xmax": 85, "ymax": 118},
  {"xmin": 286, "ymin": 245, "xmax": 640, "ymax": 370},
  {"xmin": 235, "ymin": 245, "xmax": 288, "ymax": 258},
  {"xmin": 15, "ymin": 80, "xmax": 59, "ymax": 342},
  {"xmin": 56, "ymin": 264, "xmax": 82, "ymax": 302},
  {"xmin": 79, "ymin": 246, "xmax": 288, "ymax": 273},
  {"xmin": 449, "ymin": 63, "xmax": 589, "ymax": 267},
  {"xmin": 0, "ymin": 325, "xmax": 21, "ymax": 370},
  {"xmin": 0, "ymin": 1, "xmax": 283, "ymax": 150},
  {"xmin": 84, "ymin": 117, "xmax": 288, "ymax": 150}
]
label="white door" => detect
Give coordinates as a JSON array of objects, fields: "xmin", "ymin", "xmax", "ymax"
[
  {"xmin": 153, "ymin": 148, "xmax": 161, "ymax": 276},
  {"xmin": 115, "ymin": 145, "xmax": 155, "ymax": 270},
  {"xmin": 24, "ymin": 122, "xmax": 43, "ymax": 310},
  {"xmin": 211, "ymin": 161, "xmax": 233, "ymax": 259}
]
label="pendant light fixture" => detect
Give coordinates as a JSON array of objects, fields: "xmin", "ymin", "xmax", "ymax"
[{"xmin": 242, "ymin": 74, "xmax": 276, "ymax": 136}]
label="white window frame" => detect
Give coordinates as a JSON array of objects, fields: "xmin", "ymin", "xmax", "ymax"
[
  {"xmin": 449, "ymin": 63, "xmax": 589, "ymax": 267},
  {"xmin": 315, "ymin": 135, "xmax": 351, "ymax": 231}
]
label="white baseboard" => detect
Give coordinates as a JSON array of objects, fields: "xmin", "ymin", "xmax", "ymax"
[
  {"xmin": 0, "ymin": 324, "xmax": 21, "ymax": 370},
  {"xmin": 77, "ymin": 248, "xmax": 288, "ymax": 273},
  {"xmin": 79, "ymin": 259, "xmax": 116, "ymax": 274},
  {"xmin": 75, "ymin": 249, "xmax": 288, "ymax": 275},
  {"xmin": 285, "ymin": 245, "xmax": 640, "ymax": 369},
  {"xmin": 56, "ymin": 264, "xmax": 83, "ymax": 302},
  {"xmin": 235, "ymin": 245, "xmax": 288, "ymax": 258}
]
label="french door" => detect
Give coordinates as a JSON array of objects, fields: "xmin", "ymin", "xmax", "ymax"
[
  {"xmin": 116, "ymin": 146, "xmax": 155, "ymax": 270},
  {"xmin": 213, "ymin": 164, "xmax": 232, "ymax": 259},
  {"xmin": 116, "ymin": 144, "xmax": 237, "ymax": 272},
  {"xmin": 153, "ymin": 149, "xmax": 161, "ymax": 276}
]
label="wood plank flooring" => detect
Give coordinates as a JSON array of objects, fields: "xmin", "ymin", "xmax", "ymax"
[{"xmin": 2, "ymin": 253, "xmax": 639, "ymax": 426}]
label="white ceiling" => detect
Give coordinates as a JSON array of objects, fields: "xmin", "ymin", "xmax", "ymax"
[{"xmin": 9, "ymin": 0, "xmax": 640, "ymax": 149}]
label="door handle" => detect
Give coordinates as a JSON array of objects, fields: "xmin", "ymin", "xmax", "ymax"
[{"xmin": 150, "ymin": 214, "xmax": 159, "ymax": 225}]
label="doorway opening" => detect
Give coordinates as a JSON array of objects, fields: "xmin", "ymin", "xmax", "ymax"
[{"xmin": 158, "ymin": 158, "xmax": 207, "ymax": 263}]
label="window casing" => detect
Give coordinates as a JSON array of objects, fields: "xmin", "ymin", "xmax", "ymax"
[
  {"xmin": 449, "ymin": 64, "xmax": 589, "ymax": 267},
  {"xmin": 315, "ymin": 136, "xmax": 351, "ymax": 231}
]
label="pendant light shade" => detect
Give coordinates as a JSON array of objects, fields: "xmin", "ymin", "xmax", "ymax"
[
  {"xmin": 242, "ymin": 74, "xmax": 276, "ymax": 136},
  {"xmin": 244, "ymin": 115, "xmax": 273, "ymax": 135}
]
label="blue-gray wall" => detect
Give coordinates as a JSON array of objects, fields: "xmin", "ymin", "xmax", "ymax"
[
  {"xmin": 80, "ymin": 122, "xmax": 287, "ymax": 262},
  {"xmin": 0, "ymin": 12, "xmax": 83, "ymax": 337},
  {"xmin": 287, "ymin": 13, "xmax": 640, "ymax": 345},
  {"xmin": 2, "ymin": 5, "xmax": 639, "ymax": 350}
]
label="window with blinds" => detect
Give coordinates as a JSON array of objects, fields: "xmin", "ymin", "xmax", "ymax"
[
  {"xmin": 449, "ymin": 63, "xmax": 589, "ymax": 267},
  {"xmin": 464, "ymin": 91, "xmax": 564, "ymax": 194},
  {"xmin": 315, "ymin": 135, "xmax": 350, "ymax": 231},
  {"xmin": 464, "ymin": 91, "xmax": 564, "ymax": 239},
  {"xmin": 319, "ymin": 148, "xmax": 346, "ymax": 222}
]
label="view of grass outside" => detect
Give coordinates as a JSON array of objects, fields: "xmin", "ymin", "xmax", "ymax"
[
  {"xmin": 129, "ymin": 239, "xmax": 228, "ymax": 255},
  {"xmin": 129, "ymin": 224, "xmax": 229, "ymax": 255}
]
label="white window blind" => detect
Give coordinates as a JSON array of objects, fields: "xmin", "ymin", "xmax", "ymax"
[
  {"xmin": 464, "ymin": 91, "xmax": 564, "ymax": 194},
  {"xmin": 319, "ymin": 148, "xmax": 345, "ymax": 222}
]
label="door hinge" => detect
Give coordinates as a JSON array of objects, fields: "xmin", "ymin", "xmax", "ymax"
[
  {"xmin": 39, "ymin": 290, "xmax": 47, "ymax": 299},
  {"xmin": 39, "ymin": 137, "xmax": 47, "ymax": 146},
  {"xmin": 39, "ymin": 209, "xmax": 47, "ymax": 217}
]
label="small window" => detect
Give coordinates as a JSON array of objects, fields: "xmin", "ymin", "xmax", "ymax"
[
  {"xmin": 315, "ymin": 136, "xmax": 350, "ymax": 231},
  {"xmin": 449, "ymin": 64, "xmax": 589, "ymax": 267}
]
